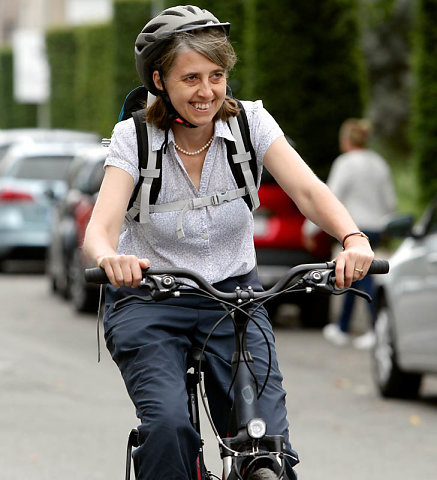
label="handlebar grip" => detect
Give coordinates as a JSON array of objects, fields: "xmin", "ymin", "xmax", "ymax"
[
  {"xmin": 84, "ymin": 267, "xmax": 109, "ymax": 284},
  {"xmin": 368, "ymin": 259, "xmax": 389, "ymax": 274}
]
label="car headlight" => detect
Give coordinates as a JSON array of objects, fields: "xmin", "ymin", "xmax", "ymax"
[{"xmin": 247, "ymin": 418, "xmax": 266, "ymax": 439}]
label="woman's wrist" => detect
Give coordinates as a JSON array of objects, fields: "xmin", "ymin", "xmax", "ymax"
[{"xmin": 342, "ymin": 231, "xmax": 370, "ymax": 250}]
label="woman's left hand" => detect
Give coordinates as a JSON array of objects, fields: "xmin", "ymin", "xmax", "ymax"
[{"xmin": 334, "ymin": 236, "xmax": 374, "ymax": 289}]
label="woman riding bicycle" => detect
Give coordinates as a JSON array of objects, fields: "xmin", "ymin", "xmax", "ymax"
[{"xmin": 83, "ymin": 5, "xmax": 374, "ymax": 480}]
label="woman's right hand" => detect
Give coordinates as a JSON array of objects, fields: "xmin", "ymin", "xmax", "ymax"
[{"xmin": 96, "ymin": 254, "xmax": 151, "ymax": 288}]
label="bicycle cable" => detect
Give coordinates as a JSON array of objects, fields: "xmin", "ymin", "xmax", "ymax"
[{"xmin": 177, "ymin": 282, "xmax": 271, "ymax": 455}]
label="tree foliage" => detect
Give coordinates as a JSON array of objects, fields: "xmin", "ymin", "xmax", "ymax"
[
  {"xmin": 46, "ymin": 27, "xmax": 79, "ymax": 130},
  {"xmin": 74, "ymin": 23, "xmax": 115, "ymax": 137},
  {"xmin": 411, "ymin": 0, "xmax": 437, "ymax": 205},
  {"xmin": 253, "ymin": 0, "xmax": 365, "ymax": 179},
  {"xmin": 359, "ymin": 0, "xmax": 414, "ymax": 152},
  {"xmin": 0, "ymin": 47, "xmax": 37, "ymax": 128}
]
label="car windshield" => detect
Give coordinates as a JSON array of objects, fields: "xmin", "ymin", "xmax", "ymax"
[{"xmin": 6, "ymin": 156, "xmax": 74, "ymax": 181}]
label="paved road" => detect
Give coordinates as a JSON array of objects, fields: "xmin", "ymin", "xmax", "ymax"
[{"xmin": 1, "ymin": 272, "xmax": 436, "ymax": 480}]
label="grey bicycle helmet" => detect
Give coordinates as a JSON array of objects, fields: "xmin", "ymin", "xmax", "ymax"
[{"xmin": 135, "ymin": 5, "xmax": 230, "ymax": 95}]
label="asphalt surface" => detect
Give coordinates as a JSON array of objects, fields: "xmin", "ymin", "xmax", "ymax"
[{"xmin": 1, "ymin": 271, "xmax": 436, "ymax": 480}]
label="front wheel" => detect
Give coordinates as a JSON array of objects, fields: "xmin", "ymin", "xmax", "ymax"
[{"xmin": 247, "ymin": 468, "xmax": 279, "ymax": 480}]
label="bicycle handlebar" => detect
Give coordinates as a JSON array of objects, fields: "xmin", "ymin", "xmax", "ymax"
[{"xmin": 84, "ymin": 259, "xmax": 389, "ymax": 303}]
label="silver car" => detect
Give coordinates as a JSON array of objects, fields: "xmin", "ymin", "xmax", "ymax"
[
  {"xmin": 372, "ymin": 197, "xmax": 437, "ymax": 398},
  {"xmin": 0, "ymin": 142, "xmax": 99, "ymax": 268},
  {"xmin": 0, "ymin": 128, "xmax": 99, "ymax": 163}
]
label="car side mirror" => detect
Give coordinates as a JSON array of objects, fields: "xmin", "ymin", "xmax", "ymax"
[{"xmin": 384, "ymin": 214, "xmax": 415, "ymax": 238}]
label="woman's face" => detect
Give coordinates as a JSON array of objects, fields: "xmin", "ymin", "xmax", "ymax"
[{"xmin": 153, "ymin": 49, "xmax": 227, "ymax": 128}]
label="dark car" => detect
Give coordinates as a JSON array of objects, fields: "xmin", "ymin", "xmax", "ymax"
[
  {"xmin": 254, "ymin": 170, "xmax": 332, "ymax": 327},
  {"xmin": 47, "ymin": 145, "xmax": 106, "ymax": 312},
  {"xmin": 372, "ymin": 198, "xmax": 437, "ymax": 399}
]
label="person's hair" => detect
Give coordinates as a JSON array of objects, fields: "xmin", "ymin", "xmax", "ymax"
[
  {"xmin": 145, "ymin": 28, "xmax": 239, "ymax": 130},
  {"xmin": 339, "ymin": 118, "xmax": 372, "ymax": 148}
]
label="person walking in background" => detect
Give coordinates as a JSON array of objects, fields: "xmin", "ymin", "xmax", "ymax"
[{"xmin": 304, "ymin": 118, "xmax": 396, "ymax": 349}]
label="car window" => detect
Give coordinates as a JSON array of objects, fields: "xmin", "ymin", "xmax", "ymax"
[
  {"xmin": 72, "ymin": 160, "xmax": 104, "ymax": 193},
  {"xmin": 0, "ymin": 144, "xmax": 12, "ymax": 163},
  {"xmin": 71, "ymin": 163, "xmax": 92, "ymax": 190},
  {"xmin": 89, "ymin": 161, "xmax": 105, "ymax": 193},
  {"xmin": 6, "ymin": 156, "xmax": 73, "ymax": 181},
  {"xmin": 428, "ymin": 204, "xmax": 437, "ymax": 234}
]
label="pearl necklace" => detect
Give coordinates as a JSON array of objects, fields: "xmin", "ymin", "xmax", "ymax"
[{"xmin": 174, "ymin": 136, "xmax": 213, "ymax": 156}]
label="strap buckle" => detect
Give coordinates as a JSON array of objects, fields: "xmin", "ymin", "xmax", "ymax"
[{"xmin": 211, "ymin": 191, "xmax": 230, "ymax": 206}]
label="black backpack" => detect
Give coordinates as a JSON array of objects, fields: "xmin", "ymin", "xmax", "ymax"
[{"xmin": 112, "ymin": 86, "xmax": 260, "ymax": 238}]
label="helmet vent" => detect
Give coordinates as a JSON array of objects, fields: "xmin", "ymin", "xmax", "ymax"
[
  {"xmin": 143, "ymin": 23, "xmax": 166, "ymax": 34},
  {"xmin": 161, "ymin": 10, "xmax": 185, "ymax": 17},
  {"xmin": 185, "ymin": 6, "xmax": 197, "ymax": 14}
]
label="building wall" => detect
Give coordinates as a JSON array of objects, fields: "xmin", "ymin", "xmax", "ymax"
[{"xmin": 0, "ymin": 0, "xmax": 111, "ymax": 45}]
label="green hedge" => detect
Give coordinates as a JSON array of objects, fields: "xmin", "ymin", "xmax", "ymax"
[
  {"xmin": 41, "ymin": 0, "xmax": 364, "ymax": 167},
  {"xmin": 46, "ymin": 27, "xmax": 79, "ymax": 130},
  {"xmin": 254, "ymin": 0, "xmax": 365, "ymax": 179},
  {"xmin": 161, "ymin": 1, "xmax": 365, "ymax": 180},
  {"xmin": 74, "ymin": 23, "xmax": 115, "ymax": 137},
  {"xmin": 411, "ymin": 0, "xmax": 437, "ymax": 206},
  {"xmin": 47, "ymin": 23, "xmax": 115, "ymax": 137},
  {"xmin": 112, "ymin": 0, "xmax": 152, "ymax": 114},
  {"xmin": 0, "ymin": 47, "xmax": 37, "ymax": 128}
]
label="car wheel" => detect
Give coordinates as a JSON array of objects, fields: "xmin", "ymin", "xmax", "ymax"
[
  {"xmin": 70, "ymin": 249, "xmax": 99, "ymax": 313},
  {"xmin": 47, "ymin": 255, "xmax": 70, "ymax": 299},
  {"xmin": 372, "ymin": 298, "xmax": 422, "ymax": 399}
]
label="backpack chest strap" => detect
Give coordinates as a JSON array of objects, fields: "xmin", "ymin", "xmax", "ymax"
[{"xmin": 130, "ymin": 186, "xmax": 247, "ymax": 239}]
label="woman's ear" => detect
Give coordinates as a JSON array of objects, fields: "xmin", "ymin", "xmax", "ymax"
[{"xmin": 152, "ymin": 71, "xmax": 164, "ymax": 92}]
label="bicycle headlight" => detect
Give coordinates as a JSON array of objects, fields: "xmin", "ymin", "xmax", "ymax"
[{"xmin": 247, "ymin": 418, "xmax": 266, "ymax": 439}]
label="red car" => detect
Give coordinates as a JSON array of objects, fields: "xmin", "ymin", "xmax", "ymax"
[{"xmin": 254, "ymin": 170, "xmax": 332, "ymax": 327}]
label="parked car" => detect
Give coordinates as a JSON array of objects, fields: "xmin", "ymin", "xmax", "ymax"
[
  {"xmin": 47, "ymin": 144, "xmax": 106, "ymax": 312},
  {"xmin": 0, "ymin": 142, "xmax": 100, "ymax": 269},
  {"xmin": 372, "ymin": 197, "xmax": 437, "ymax": 399},
  {"xmin": 0, "ymin": 128, "xmax": 99, "ymax": 163},
  {"xmin": 254, "ymin": 169, "xmax": 332, "ymax": 327}
]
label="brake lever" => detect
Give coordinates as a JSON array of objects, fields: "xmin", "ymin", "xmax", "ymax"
[
  {"xmin": 301, "ymin": 270, "xmax": 372, "ymax": 303},
  {"xmin": 332, "ymin": 287, "xmax": 372, "ymax": 303},
  {"xmin": 140, "ymin": 274, "xmax": 180, "ymax": 300}
]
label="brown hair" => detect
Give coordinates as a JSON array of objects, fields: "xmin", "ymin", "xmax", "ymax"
[
  {"xmin": 145, "ymin": 28, "xmax": 239, "ymax": 130},
  {"xmin": 339, "ymin": 118, "xmax": 372, "ymax": 148}
]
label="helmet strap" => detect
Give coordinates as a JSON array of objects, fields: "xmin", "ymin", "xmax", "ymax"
[{"xmin": 159, "ymin": 75, "xmax": 198, "ymax": 129}]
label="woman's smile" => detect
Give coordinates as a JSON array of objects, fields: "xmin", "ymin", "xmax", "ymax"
[{"xmin": 191, "ymin": 102, "xmax": 212, "ymax": 111}]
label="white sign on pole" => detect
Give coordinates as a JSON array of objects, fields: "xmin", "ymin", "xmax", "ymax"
[{"xmin": 12, "ymin": 29, "xmax": 50, "ymax": 104}]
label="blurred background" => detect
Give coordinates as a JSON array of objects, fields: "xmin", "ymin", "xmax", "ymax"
[
  {"xmin": 1, "ymin": 2, "xmax": 437, "ymax": 479},
  {"xmin": 1, "ymin": 0, "xmax": 436, "ymax": 210}
]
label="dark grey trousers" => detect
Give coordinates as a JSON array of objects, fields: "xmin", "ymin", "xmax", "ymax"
[{"xmin": 104, "ymin": 272, "xmax": 299, "ymax": 480}]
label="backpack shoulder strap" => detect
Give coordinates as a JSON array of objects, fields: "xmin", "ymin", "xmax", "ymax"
[
  {"xmin": 126, "ymin": 109, "xmax": 162, "ymax": 223},
  {"xmin": 225, "ymin": 100, "xmax": 260, "ymax": 211}
]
